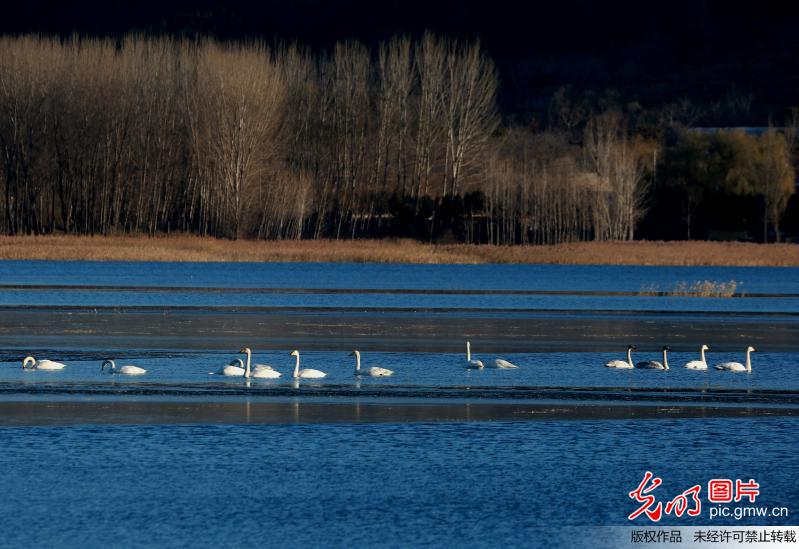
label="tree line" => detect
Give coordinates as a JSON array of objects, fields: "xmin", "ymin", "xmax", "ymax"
[{"xmin": 0, "ymin": 35, "xmax": 795, "ymax": 243}]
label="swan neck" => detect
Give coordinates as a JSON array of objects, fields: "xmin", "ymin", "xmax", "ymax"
[
  {"xmin": 293, "ymin": 353, "xmax": 300, "ymax": 378},
  {"xmin": 663, "ymin": 349, "xmax": 669, "ymax": 370},
  {"xmin": 746, "ymin": 349, "xmax": 752, "ymax": 372},
  {"xmin": 700, "ymin": 346, "xmax": 706, "ymax": 363},
  {"xmin": 103, "ymin": 360, "xmax": 115, "ymax": 372},
  {"xmin": 626, "ymin": 347, "xmax": 633, "ymax": 367},
  {"xmin": 244, "ymin": 349, "xmax": 251, "ymax": 378},
  {"xmin": 22, "ymin": 356, "xmax": 35, "ymax": 369},
  {"xmin": 354, "ymin": 351, "xmax": 361, "ymax": 372},
  {"xmin": 466, "ymin": 341, "xmax": 471, "ymax": 361}
]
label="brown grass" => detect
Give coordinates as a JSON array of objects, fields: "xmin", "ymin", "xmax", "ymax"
[
  {"xmin": 671, "ymin": 280, "xmax": 741, "ymax": 297},
  {"xmin": 639, "ymin": 280, "xmax": 742, "ymax": 297},
  {"xmin": 0, "ymin": 235, "xmax": 797, "ymax": 266}
]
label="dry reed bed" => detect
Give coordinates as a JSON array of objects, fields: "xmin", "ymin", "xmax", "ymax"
[
  {"xmin": 0, "ymin": 236, "xmax": 797, "ymax": 266},
  {"xmin": 639, "ymin": 280, "xmax": 742, "ymax": 297}
]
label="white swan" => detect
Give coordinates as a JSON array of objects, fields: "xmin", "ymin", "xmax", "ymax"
[
  {"xmin": 488, "ymin": 357, "xmax": 519, "ymax": 369},
  {"xmin": 715, "ymin": 346, "xmax": 756, "ymax": 372},
  {"xmin": 605, "ymin": 345, "xmax": 636, "ymax": 368},
  {"xmin": 252, "ymin": 367, "xmax": 281, "ymax": 378},
  {"xmin": 22, "ymin": 356, "xmax": 66, "ymax": 371},
  {"xmin": 291, "ymin": 350, "xmax": 326, "ymax": 379},
  {"xmin": 241, "ymin": 347, "xmax": 276, "ymax": 373},
  {"xmin": 684, "ymin": 345, "xmax": 709, "ymax": 370},
  {"xmin": 464, "ymin": 341, "xmax": 485, "ymax": 369},
  {"xmin": 635, "ymin": 346, "xmax": 670, "ymax": 370},
  {"xmin": 351, "ymin": 350, "xmax": 393, "ymax": 377},
  {"xmin": 102, "ymin": 359, "xmax": 146, "ymax": 375},
  {"xmin": 210, "ymin": 358, "xmax": 246, "ymax": 376},
  {"xmin": 240, "ymin": 347, "xmax": 281, "ymax": 379},
  {"xmin": 465, "ymin": 341, "xmax": 518, "ymax": 369}
]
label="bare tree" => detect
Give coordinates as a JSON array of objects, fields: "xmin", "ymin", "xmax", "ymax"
[
  {"xmin": 442, "ymin": 39, "xmax": 499, "ymax": 197},
  {"xmin": 584, "ymin": 112, "xmax": 646, "ymax": 240},
  {"xmin": 412, "ymin": 33, "xmax": 447, "ymax": 199},
  {"xmin": 0, "ymin": 36, "xmax": 58, "ymax": 234},
  {"xmin": 9, "ymin": 33, "xmax": 780, "ymax": 247},
  {"xmin": 757, "ymin": 127, "xmax": 795, "ymax": 242},
  {"xmin": 189, "ymin": 42, "xmax": 286, "ymax": 239},
  {"xmin": 376, "ymin": 37, "xmax": 414, "ymax": 196},
  {"xmin": 328, "ymin": 42, "xmax": 372, "ymax": 238}
]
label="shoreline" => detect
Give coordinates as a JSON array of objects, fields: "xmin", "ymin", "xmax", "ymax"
[
  {"xmin": 0, "ymin": 235, "xmax": 797, "ymax": 266},
  {"xmin": 1, "ymin": 400, "xmax": 798, "ymax": 426}
]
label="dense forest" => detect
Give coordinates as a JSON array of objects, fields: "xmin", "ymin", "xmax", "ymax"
[{"xmin": 0, "ymin": 34, "xmax": 796, "ymax": 243}]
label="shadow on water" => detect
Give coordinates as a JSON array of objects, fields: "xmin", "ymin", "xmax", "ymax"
[
  {"xmin": 1, "ymin": 307, "xmax": 798, "ymax": 352},
  {"xmin": 1, "ymin": 399, "xmax": 798, "ymax": 426}
]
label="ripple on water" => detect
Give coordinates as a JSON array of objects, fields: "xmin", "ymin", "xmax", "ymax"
[{"xmin": 0, "ymin": 418, "xmax": 797, "ymax": 547}]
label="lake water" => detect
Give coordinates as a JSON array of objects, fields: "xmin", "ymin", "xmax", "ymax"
[
  {"xmin": 1, "ymin": 261, "xmax": 797, "ymax": 393},
  {"xmin": 1, "ymin": 418, "xmax": 797, "ymax": 548},
  {"xmin": 1, "ymin": 260, "xmax": 797, "ymax": 547}
]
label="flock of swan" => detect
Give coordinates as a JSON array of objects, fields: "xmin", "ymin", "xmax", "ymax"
[
  {"xmin": 605, "ymin": 345, "xmax": 756, "ymax": 372},
  {"xmin": 18, "ymin": 341, "xmax": 756, "ymax": 376},
  {"xmin": 209, "ymin": 348, "xmax": 394, "ymax": 379},
  {"xmin": 212, "ymin": 349, "xmax": 330, "ymax": 379},
  {"xmin": 19, "ymin": 348, "xmax": 396, "ymax": 378},
  {"xmin": 18, "ymin": 341, "xmax": 513, "ymax": 377}
]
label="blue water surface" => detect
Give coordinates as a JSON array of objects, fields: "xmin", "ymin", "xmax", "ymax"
[
  {"xmin": 2, "ymin": 261, "xmax": 797, "ymax": 293},
  {"xmin": 0, "ymin": 417, "xmax": 796, "ymax": 548},
  {"xmin": 1, "ymin": 350, "xmax": 796, "ymax": 391},
  {"xmin": 1, "ymin": 288, "xmax": 797, "ymax": 313},
  {"xmin": 1, "ymin": 260, "xmax": 797, "ymax": 548}
]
